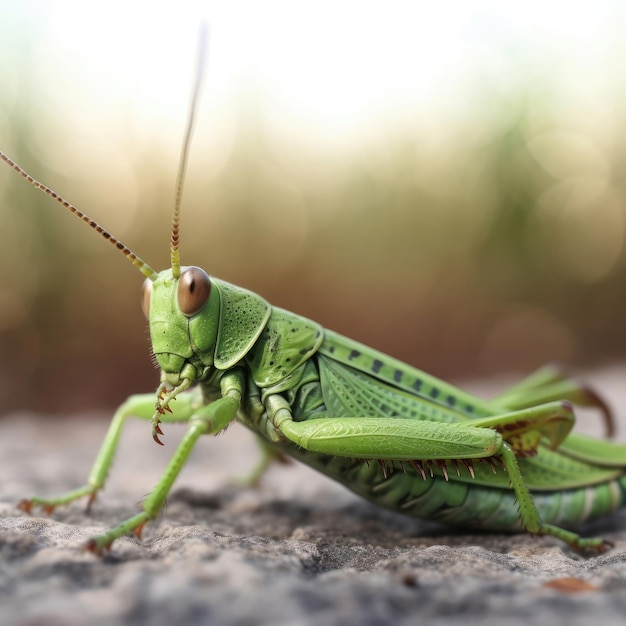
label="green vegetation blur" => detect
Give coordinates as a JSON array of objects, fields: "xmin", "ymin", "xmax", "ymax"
[{"xmin": 2, "ymin": 8, "xmax": 626, "ymax": 413}]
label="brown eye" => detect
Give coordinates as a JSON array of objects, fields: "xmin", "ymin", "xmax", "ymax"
[
  {"xmin": 178, "ymin": 266, "xmax": 211, "ymax": 316},
  {"xmin": 141, "ymin": 279, "xmax": 153, "ymax": 319}
]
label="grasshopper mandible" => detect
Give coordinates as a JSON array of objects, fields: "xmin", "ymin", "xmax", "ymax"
[{"xmin": 3, "ymin": 28, "xmax": 626, "ymax": 555}]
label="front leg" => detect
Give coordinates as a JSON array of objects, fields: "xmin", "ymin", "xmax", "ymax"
[
  {"xmin": 19, "ymin": 391, "xmax": 205, "ymax": 515},
  {"xmin": 85, "ymin": 372, "xmax": 243, "ymax": 554}
]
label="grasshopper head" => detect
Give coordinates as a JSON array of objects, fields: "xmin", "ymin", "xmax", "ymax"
[
  {"xmin": 142, "ymin": 266, "xmax": 219, "ymax": 389},
  {"xmin": 142, "ymin": 265, "xmax": 222, "ymax": 445}
]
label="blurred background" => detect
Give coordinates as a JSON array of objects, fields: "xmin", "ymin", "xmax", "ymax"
[{"xmin": 1, "ymin": 1, "xmax": 626, "ymax": 414}]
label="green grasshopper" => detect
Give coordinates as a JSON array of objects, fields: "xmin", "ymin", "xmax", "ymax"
[{"xmin": 3, "ymin": 34, "xmax": 626, "ymax": 556}]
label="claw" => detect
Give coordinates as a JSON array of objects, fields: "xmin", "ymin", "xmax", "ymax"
[
  {"xmin": 83, "ymin": 538, "xmax": 111, "ymax": 557},
  {"xmin": 598, "ymin": 539, "xmax": 615, "ymax": 553},
  {"xmin": 17, "ymin": 499, "xmax": 33, "ymax": 514},
  {"xmin": 85, "ymin": 492, "xmax": 97, "ymax": 514},
  {"xmin": 567, "ymin": 537, "xmax": 614, "ymax": 554},
  {"xmin": 152, "ymin": 431, "xmax": 164, "ymax": 446},
  {"xmin": 151, "ymin": 419, "xmax": 165, "ymax": 445},
  {"xmin": 132, "ymin": 521, "xmax": 147, "ymax": 540},
  {"xmin": 17, "ymin": 499, "xmax": 56, "ymax": 515}
]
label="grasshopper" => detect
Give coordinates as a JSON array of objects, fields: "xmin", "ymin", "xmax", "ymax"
[{"xmin": 3, "ymin": 31, "xmax": 626, "ymax": 556}]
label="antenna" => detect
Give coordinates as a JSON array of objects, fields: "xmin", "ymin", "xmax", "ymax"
[
  {"xmin": 0, "ymin": 150, "xmax": 158, "ymax": 280},
  {"xmin": 170, "ymin": 22, "xmax": 209, "ymax": 279}
]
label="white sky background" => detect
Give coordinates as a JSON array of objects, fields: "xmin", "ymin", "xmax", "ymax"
[{"xmin": 2, "ymin": 0, "xmax": 625, "ymax": 150}]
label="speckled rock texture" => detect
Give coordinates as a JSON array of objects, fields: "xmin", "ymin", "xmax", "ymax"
[{"xmin": 2, "ymin": 368, "xmax": 626, "ymax": 626}]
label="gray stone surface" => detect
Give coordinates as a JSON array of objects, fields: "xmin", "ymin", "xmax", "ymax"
[{"xmin": 2, "ymin": 369, "xmax": 626, "ymax": 625}]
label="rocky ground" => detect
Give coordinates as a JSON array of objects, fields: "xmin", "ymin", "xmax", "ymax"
[{"xmin": 2, "ymin": 368, "xmax": 626, "ymax": 626}]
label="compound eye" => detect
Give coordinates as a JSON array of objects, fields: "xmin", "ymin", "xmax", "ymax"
[
  {"xmin": 141, "ymin": 279, "xmax": 152, "ymax": 319},
  {"xmin": 178, "ymin": 266, "xmax": 211, "ymax": 316}
]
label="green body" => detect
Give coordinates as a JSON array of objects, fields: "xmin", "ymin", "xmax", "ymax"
[
  {"xmin": 7, "ymin": 28, "xmax": 625, "ymax": 554},
  {"xmin": 22, "ymin": 269, "xmax": 625, "ymax": 554},
  {"xmin": 213, "ymin": 277, "xmax": 626, "ymax": 535}
]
